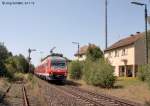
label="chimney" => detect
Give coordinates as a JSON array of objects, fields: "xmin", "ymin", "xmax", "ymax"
[{"xmin": 130, "ymin": 34, "xmax": 134, "ymax": 37}]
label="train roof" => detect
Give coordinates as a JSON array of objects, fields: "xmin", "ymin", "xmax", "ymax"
[{"xmin": 41, "ymin": 53, "xmax": 66, "ymax": 62}]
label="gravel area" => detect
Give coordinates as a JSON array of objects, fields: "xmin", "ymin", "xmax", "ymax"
[
  {"xmin": 37, "ymin": 78, "xmax": 142, "ymax": 106},
  {"xmin": 0, "ymin": 83, "xmax": 24, "ymax": 106},
  {"xmin": 39, "ymin": 80, "xmax": 89, "ymax": 106}
]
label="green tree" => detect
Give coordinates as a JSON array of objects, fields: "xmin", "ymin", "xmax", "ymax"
[
  {"xmin": 0, "ymin": 43, "xmax": 9, "ymax": 62},
  {"xmin": 6, "ymin": 54, "xmax": 29, "ymax": 73},
  {"xmin": 0, "ymin": 42, "xmax": 9, "ymax": 76},
  {"xmin": 86, "ymin": 44, "xmax": 103, "ymax": 61}
]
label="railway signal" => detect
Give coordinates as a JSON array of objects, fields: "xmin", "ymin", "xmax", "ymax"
[{"xmin": 28, "ymin": 48, "xmax": 36, "ymax": 73}]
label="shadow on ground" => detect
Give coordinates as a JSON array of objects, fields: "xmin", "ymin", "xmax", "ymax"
[
  {"xmin": 112, "ymin": 85, "xmax": 124, "ymax": 89},
  {"xmin": 47, "ymin": 79, "xmax": 124, "ymax": 89},
  {"xmin": 48, "ymin": 80, "xmax": 82, "ymax": 86},
  {"xmin": 0, "ymin": 99, "xmax": 11, "ymax": 106}
]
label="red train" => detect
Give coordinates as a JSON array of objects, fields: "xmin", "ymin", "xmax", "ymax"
[{"xmin": 34, "ymin": 54, "xmax": 68, "ymax": 82}]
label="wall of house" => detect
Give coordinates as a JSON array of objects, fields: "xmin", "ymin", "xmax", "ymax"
[
  {"xmin": 134, "ymin": 37, "xmax": 146, "ymax": 65},
  {"xmin": 104, "ymin": 44, "xmax": 135, "ymax": 76},
  {"xmin": 74, "ymin": 55, "xmax": 86, "ymax": 61}
]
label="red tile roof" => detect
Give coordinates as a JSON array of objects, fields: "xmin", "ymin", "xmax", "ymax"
[{"xmin": 104, "ymin": 32, "xmax": 144, "ymax": 52}]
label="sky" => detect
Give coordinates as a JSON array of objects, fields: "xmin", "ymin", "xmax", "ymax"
[{"xmin": 0, "ymin": 0, "xmax": 150, "ymax": 65}]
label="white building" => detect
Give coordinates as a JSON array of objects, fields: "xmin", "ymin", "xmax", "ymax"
[{"xmin": 104, "ymin": 32, "xmax": 146, "ymax": 77}]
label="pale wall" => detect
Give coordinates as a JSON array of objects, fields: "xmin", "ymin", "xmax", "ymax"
[
  {"xmin": 74, "ymin": 55, "xmax": 86, "ymax": 61},
  {"xmin": 104, "ymin": 45, "xmax": 135, "ymax": 76},
  {"xmin": 134, "ymin": 37, "xmax": 146, "ymax": 65}
]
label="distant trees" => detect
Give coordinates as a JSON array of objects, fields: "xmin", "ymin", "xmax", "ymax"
[
  {"xmin": 0, "ymin": 43, "xmax": 10, "ymax": 76},
  {"xmin": 6, "ymin": 54, "xmax": 29, "ymax": 73},
  {"xmin": 0, "ymin": 43, "xmax": 10, "ymax": 62},
  {"xmin": 0, "ymin": 42, "xmax": 34, "ymax": 79}
]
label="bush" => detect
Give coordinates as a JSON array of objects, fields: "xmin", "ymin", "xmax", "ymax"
[
  {"xmin": 138, "ymin": 64, "xmax": 150, "ymax": 81},
  {"xmin": 146, "ymin": 67, "xmax": 150, "ymax": 87},
  {"xmin": 83, "ymin": 59, "xmax": 116, "ymax": 88},
  {"xmin": 5, "ymin": 64, "xmax": 16, "ymax": 79},
  {"xmin": 138, "ymin": 64, "xmax": 150, "ymax": 88},
  {"xmin": 69, "ymin": 61, "xmax": 83, "ymax": 80}
]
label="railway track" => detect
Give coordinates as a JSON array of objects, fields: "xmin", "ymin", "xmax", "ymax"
[
  {"xmin": 58, "ymin": 85, "xmax": 142, "ymax": 106},
  {"xmin": 22, "ymin": 84, "xmax": 29, "ymax": 106},
  {"xmin": 37, "ymin": 77, "xmax": 142, "ymax": 106},
  {"xmin": 38, "ymin": 81, "xmax": 87, "ymax": 106},
  {"xmin": 0, "ymin": 82, "xmax": 29, "ymax": 106}
]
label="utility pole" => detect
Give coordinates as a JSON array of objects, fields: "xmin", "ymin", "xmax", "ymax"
[
  {"xmin": 72, "ymin": 42, "xmax": 80, "ymax": 60},
  {"xmin": 28, "ymin": 48, "xmax": 36, "ymax": 73},
  {"xmin": 145, "ymin": 4, "xmax": 148, "ymax": 64},
  {"xmin": 105, "ymin": 0, "xmax": 108, "ymax": 49},
  {"xmin": 131, "ymin": 2, "xmax": 149, "ymax": 64}
]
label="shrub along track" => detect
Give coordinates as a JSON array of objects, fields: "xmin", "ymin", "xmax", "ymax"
[{"xmin": 37, "ymin": 77, "xmax": 142, "ymax": 106}]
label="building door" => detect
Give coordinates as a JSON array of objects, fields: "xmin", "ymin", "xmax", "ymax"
[
  {"xmin": 126, "ymin": 65, "xmax": 133, "ymax": 77},
  {"xmin": 119, "ymin": 66, "xmax": 125, "ymax": 77}
]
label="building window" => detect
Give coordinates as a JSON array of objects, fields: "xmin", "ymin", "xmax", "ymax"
[
  {"xmin": 122, "ymin": 49, "xmax": 126, "ymax": 56},
  {"xmin": 122, "ymin": 49, "xmax": 128, "ymax": 56},
  {"xmin": 122, "ymin": 49, "xmax": 125, "ymax": 56},
  {"xmin": 126, "ymin": 49, "xmax": 128, "ymax": 55},
  {"xmin": 79, "ymin": 55, "xmax": 83, "ymax": 58},
  {"xmin": 108, "ymin": 52, "xmax": 112, "ymax": 58},
  {"xmin": 115, "ymin": 50, "xmax": 119, "ymax": 57}
]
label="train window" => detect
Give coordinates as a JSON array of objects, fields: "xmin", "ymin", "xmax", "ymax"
[{"xmin": 51, "ymin": 61, "xmax": 66, "ymax": 68}]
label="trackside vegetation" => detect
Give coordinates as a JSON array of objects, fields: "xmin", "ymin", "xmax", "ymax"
[
  {"xmin": 69, "ymin": 61, "xmax": 83, "ymax": 80},
  {"xmin": 83, "ymin": 59, "xmax": 115, "ymax": 88},
  {"xmin": 69, "ymin": 44, "xmax": 116, "ymax": 88},
  {"xmin": 0, "ymin": 42, "xmax": 34, "ymax": 81},
  {"xmin": 138, "ymin": 64, "xmax": 150, "ymax": 87}
]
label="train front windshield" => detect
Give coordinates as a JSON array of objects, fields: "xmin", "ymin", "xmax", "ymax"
[{"xmin": 51, "ymin": 61, "xmax": 66, "ymax": 69}]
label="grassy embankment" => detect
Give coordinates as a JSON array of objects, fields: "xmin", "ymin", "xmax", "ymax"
[{"xmin": 69, "ymin": 77, "xmax": 150, "ymax": 105}]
